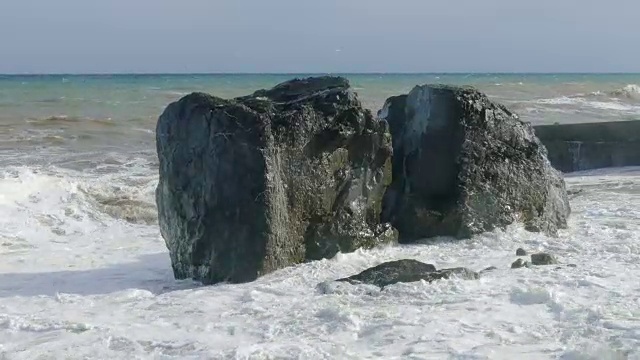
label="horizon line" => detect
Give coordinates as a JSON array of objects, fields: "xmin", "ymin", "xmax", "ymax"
[{"xmin": 1, "ymin": 71, "xmax": 640, "ymax": 76}]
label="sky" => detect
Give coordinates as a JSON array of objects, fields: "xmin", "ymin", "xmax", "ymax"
[{"xmin": 0, "ymin": 0, "xmax": 637, "ymax": 74}]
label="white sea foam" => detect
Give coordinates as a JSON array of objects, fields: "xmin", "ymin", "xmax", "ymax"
[
  {"xmin": 532, "ymin": 83, "xmax": 640, "ymax": 116},
  {"xmin": 535, "ymin": 96, "xmax": 640, "ymax": 113},
  {"xmin": 0, "ymin": 163, "xmax": 639, "ymax": 359},
  {"xmin": 611, "ymin": 84, "xmax": 640, "ymax": 99}
]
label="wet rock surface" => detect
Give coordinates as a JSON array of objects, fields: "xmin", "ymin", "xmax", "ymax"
[
  {"xmin": 480, "ymin": 266, "xmax": 498, "ymax": 273},
  {"xmin": 530, "ymin": 252, "xmax": 559, "ymax": 266},
  {"xmin": 336, "ymin": 259, "xmax": 479, "ymax": 288},
  {"xmin": 156, "ymin": 76, "xmax": 396, "ymax": 284},
  {"xmin": 380, "ymin": 84, "xmax": 571, "ymax": 242},
  {"xmin": 511, "ymin": 251, "xmax": 561, "ymax": 269},
  {"xmin": 511, "ymin": 258, "xmax": 529, "ymax": 269},
  {"xmin": 156, "ymin": 77, "xmax": 575, "ymax": 286}
]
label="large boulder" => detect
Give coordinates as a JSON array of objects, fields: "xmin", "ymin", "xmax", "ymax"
[
  {"xmin": 379, "ymin": 85, "xmax": 571, "ymax": 242},
  {"xmin": 155, "ymin": 76, "xmax": 397, "ymax": 284}
]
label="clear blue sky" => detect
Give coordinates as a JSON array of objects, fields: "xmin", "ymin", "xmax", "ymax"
[{"xmin": 0, "ymin": 0, "xmax": 637, "ymax": 74}]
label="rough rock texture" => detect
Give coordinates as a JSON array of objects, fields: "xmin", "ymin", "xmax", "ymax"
[
  {"xmin": 530, "ymin": 253, "xmax": 559, "ymax": 266},
  {"xmin": 379, "ymin": 84, "xmax": 571, "ymax": 242},
  {"xmin": 534, "ymin": 120, "xmax": 640, "ymax": 173},
  {"xmin": 156, "ymin": 76, "xmax": 397, "ymax": 284},
  {"xmin": 516, "ymin": 248, "xmax": 528, "ymax": 256},
  {"xmin": 336, "ymin": 259, "xmax": 478, "ymax": 288}
]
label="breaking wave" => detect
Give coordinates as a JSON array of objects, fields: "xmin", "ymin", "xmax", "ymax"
[
  {"xmin": 0, "ymin": 164, "xmax": 158, "ymax": 244},
  {"xmin": 583, "ymin": 84, "xmax": 640, "ymax": 100},
  {"xmin": 535, "ymin": 97, "xmax": 640, "ymax": 112},
  {"xmin": 531, "ymin": 84, "xmax": 640, "ymax": 115},
  {"xmin": 609, "ymin": 84, "xmax": 640, "ymax": 99}
]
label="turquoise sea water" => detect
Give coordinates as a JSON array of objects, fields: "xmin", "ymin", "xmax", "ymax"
[{"xmin": 0, "ymin": 73, "xmax": 639, "ymax": 166}]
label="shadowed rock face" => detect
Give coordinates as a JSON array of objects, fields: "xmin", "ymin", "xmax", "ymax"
[
  {"xmin": 156, "ymin": 76, "xmax": 397, "ymax": 285},
  {"xmin": 380, "ymin": 84, "xmax": 571, "ymax": 242}
]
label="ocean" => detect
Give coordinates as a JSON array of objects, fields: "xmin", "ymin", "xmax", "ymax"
[{"xmin": 0, "ymin": 74, "xmax": 639, "ymax": 359}]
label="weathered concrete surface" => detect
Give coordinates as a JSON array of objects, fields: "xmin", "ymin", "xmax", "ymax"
[
  {"xmin": 156, "ymin": 76, "xmax": 397, "ymax": 285},
  {"xmin": 534, "ymin": 120, "xmax": 640, "ymax": 173}
]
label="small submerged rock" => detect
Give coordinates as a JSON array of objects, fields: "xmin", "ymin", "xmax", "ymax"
[
  {"xmin": 515, "ymin": 248, "xmax": 528, "ymax": 256},
  {"xmin": 335, "ymin": 259, "xmax": 479, "ymax": 288},
  {"xmin": 567, "ymin": 188, "xmax": 585, "ymax": 199},
  {"xmin": 530, "ymin": 252, "xmax": 559, "ymax": 266},
  {"xmin": 436, "ymin": 267, "xmax": 480, "ymax": 281},
  {"xmin": 511, "ymin": 252, "xmax": 561, "ymax": 269},
  {"xmin": 480, "ymin": 266, "xmax": 498, "ymax": 273},
  {"xmin": 553, "ymin": 263, "xmax": 578, "ymax": 271},
  {"xmin": 511, "ymin": 258, "xmax": 529, "ymax": 269}
]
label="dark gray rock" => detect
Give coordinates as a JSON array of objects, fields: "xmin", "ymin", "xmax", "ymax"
[
  {"xmin": 336, "ymin": 259, "xmax": 478, "ymax": 288},
  {"xmin": 480, "ymin": 266, "xmax": 498, "ymax": 273},
  {"xmin": 437, "ymin": 267, "xmax": 480, "ymax": 281},
  {"xmin": 511, "ymin": 258, "xmax": 529, "ymax": 269},
  {"xmin": 156, "ymin": 76, "xmax": 397, "ymax": 285},
  {"xmin": 567, "ymin": 188, "xmax": 585, "ymax": 199},
  {"xmin": 379, "ymin": 84, "xmax": 571, "ymax": 242},
  {"xmin": 516, "ymin": 248, "xmax": 528, "ymax": 256},
  {"xmin": 530, "ymin": 253, "xmax": 559, "ymax": 266}
]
